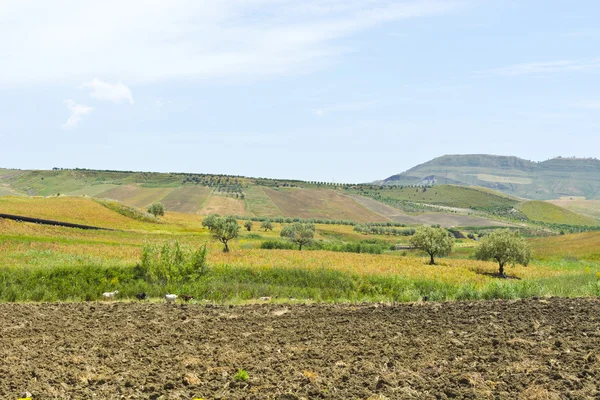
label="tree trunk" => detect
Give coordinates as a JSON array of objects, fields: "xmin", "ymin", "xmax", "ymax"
[
  {"xmin": 223, "ymin": 241, "xmax": 229, "ymax": 252},
  {"xmin": 298, "ymin": 243, "xmax": 303, "ymax": 251},
  {"xmin": 499, "ymin": 263, "xmax": 506, "ymax": 278},
  {"xmin": 429, "ymin": 253, "xmax": 435, "ymax": 265}
]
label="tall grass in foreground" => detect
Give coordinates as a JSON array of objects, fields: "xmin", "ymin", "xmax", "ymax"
[{"xmin": 0, "ymin": 262, "xmax": 598, "ymax": 303}]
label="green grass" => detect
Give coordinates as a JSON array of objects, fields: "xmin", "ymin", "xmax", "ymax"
[
  {"xmin": 2, "ymin": 193, "xmax": 600, "ymax": 304},
  {"xmin": 1, "ymin": 259, "xmax": 598, "ymax": 303},
  {"xmin": 518, "ymin": 201, "xmax": 598, "ymax": 226},
  {"xmin": 243, "ymin": 186, "xmax": 283, "ymax": 217}
]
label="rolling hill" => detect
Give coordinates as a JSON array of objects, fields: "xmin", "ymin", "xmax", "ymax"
[
  {"xmin": 382, "ymin": 154, "xmax": 600, "ymax": 200},
  {"xmin": 1, "ymin": 165, "xmax": 598, "ymax": 229}
]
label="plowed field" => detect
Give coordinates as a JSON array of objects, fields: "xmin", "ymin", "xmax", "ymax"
[{"xmin": 1, "ymin": 298, "xmax": 599, "ymax": 399}]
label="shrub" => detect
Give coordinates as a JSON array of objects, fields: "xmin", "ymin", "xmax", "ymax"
[
  {"xmin": 147, "ymin": 202, "xmax": 165, "ymax": 217},
  {"xmin": 139, "ymin": 241, "xmax": 208, "ymax": 285}
]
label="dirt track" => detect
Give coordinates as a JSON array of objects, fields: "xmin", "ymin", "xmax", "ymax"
[{"xmin": 1, "ymin": 298, "xmax": 599, "ymax": 399}]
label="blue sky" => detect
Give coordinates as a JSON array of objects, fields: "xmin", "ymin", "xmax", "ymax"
[{"xmin": 1, "ymin": 0, "xmax": 599, "ymax": 183}]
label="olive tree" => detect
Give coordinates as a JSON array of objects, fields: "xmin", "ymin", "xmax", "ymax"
[
  {"xmin": 260, "ymin": 219, "xmax": 274, "ymax": 232},
  {"xmin": 474, "ymin": 229, "xmax": 531, "ymax": 278},
  {"xmin": 207, "ymin": 216, "xmax": 240, "ymax": 252},
  {"xmin": 409, "ymin": 226, "xmax": 454, "ymax": 265},
  {"xmin": 202, "ymin": 214, "xmax": 220, "ymax": 229},
  {"xmin": 147, "ymin": 202, "xmax": 165, "ymax": 217},
  {"xmin": 244, "ymin": 221, "xmax": 253, "ymax": 231},
  {"xmin": 280, "ymin": 222, "xmax": 315, "ymax": 250}
]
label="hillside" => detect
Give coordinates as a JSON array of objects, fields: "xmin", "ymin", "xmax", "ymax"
[
  {"xmin": 1, "ymin": 167, "xmax": 596, "ymax": 229},
  {"xmin": 382, "ymin": 154, "xmax": 600, "ymax": 200}
]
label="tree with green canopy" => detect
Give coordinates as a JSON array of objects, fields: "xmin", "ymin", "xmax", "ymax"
[
  {"xmin": 206, "ymin": 216, "xmax": 240, "ymax": 252},
  {"xmin": 474, "ymin": 229, "xmax": 531, "ymax": 278},
  {"xmin": 147, "ymin": 202, "xmax": 165, "ymax": 217},
  {"xmin": 409, "ymin": 226, "xmax": 454, "ymax": 265},
  {"xmin": 260, "ymin": 219, "xmax": 274, "ymax": 232},
  {"xmin": 280, "ymin": 222, "xmax": 315, "ymax": 250}
]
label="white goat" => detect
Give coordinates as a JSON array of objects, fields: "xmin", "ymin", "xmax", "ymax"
[
  {"xmin": 102, "ymin": 290, "xmax": 119, "ymax": 300},
  {"xmin": 165, "ymin": 293, "xmax": 178, "ymax": 304}
]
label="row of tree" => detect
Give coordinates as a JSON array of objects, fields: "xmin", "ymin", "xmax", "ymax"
[{"xmin": 410, "ymin": 226, "xmax": 530, "ymax": 277}]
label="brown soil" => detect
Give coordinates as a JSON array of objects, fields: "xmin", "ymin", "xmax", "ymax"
[
  {"xmin": 264, "ymin": 188, "xmax": 388, "ymax": 223},
  {"xmin": 1, "ymin": 298, "xmax": 599, "ymax": 399}
]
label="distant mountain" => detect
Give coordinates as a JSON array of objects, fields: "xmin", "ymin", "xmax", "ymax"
[{"xmin": 382, "ymin": 154, "xmax": 600, "ymax": 200}]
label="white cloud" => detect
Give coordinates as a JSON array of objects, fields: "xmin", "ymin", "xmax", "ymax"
[
  {"xmin": 82, "ymin": 78, "xmax": 134, "ymax": 104},
  {"xmin": 480, "ymin": 59, "xmax": 600, "ymax": 76},
  {"xmin": 62, "ymin": 100, "xmax": 93, "ymax": 129},
  {"xmin": 0, "ymin": 0, "xmax": 459, "ymax": 85}
]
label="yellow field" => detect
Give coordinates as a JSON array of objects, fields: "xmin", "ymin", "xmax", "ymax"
[
  {"xmin": 2, "ymin": 195, "xmax": 599, "ymax": 304},
  {"xmin": 1, "ymin": 211, "xmax": 594, "ymax": 288},
  {"xmin": 530, "ymin": 231, "xmax": 600, "ymax": 261},
  {"xmin": 200, "ymin": 193, "xmax": 250, "ymax": 216}
]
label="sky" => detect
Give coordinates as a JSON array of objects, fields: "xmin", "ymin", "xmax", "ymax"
[{"xmin": 1, "ymin": 0, "xmax": 599, "ymax": 183}]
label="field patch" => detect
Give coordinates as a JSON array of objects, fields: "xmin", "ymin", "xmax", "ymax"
[
  {"xmin": 518, "ymin": 201, "xmax": 598, "ymax": 226},
  {"xmin": 0, "ymin": 196, "xmax": 152, "ymax": 230},
  {"xmin": 66, "ymin": 183, "xmax": 118, "ymax": 197},
  {"xmin": 265, "ymin": 188, "xmax": 388, "ymax": 222},
  {"xmin": 0, "ymin": 187, "xmax": 23, "ymax": 196},
  {"xmin": 348, "ymin": 194, "xmax": 508, "ymax": 227},
  {"xmin": 96, "ymin": 184, "xmax": 174, "ymax": 209},
  {"xmin": 160, "ymin": 186, "xmax": 211, "ymax": 214},
  {"xmin": 200, "ymin": 193, "xmax": 250, "ymax": 216},
  {"xmin": 472, "ymin": 174, "xmax": 533, "ymax": 184},
  {"xmin": 548, "ymin": 199, "xmax": 600, "ymax": 220},
  {"xmin": 243, "ymin": 186, "xmax": 282, "ymax": 217},
  {"xmin": 530, "ymin": 231, "xmax": 600, "ymax": 261},
  {"xmin": 351, "ymin": 185, "xmax": 519, "ymax": 210}
]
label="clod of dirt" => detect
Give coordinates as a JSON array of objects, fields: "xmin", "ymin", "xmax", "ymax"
[{"xmin": 182, "ymin": 373, "xmax": 201, "ymax": 386}]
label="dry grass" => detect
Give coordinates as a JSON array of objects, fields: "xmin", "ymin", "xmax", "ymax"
[
  {"xmin": 548, "ymin": 198, "xmax": 600, "ymax": 220},
  {"xmin": 200, "ymin": 193, "xmax": 250, "ymax": 216},
  {"xmin": 518, "ymin": 385, "xmax": 561, "ymax": 400},
  {"xmin": 0, "ymin": 196, "xmax": 150, "ymax": 229},
  {"xmin": 530, "ymin": 231, "xmax": 600, "ymax": 261}
]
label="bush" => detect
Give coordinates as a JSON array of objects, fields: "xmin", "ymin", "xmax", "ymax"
[
  {"xmin": 139, "ymin": 241, "xmax": 208, "ymax": 285},
  {"xmin": 147, "ymin": 202, "xmax": 165, "ymax": 217},
  {"xmin": 260, "ymin": 240, "xmax": 296, "ymax": 250}
]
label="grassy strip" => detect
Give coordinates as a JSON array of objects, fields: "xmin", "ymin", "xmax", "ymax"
[{"xmin": 1, "ymin": 263, "xmax": 598, "ymax": 303}]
